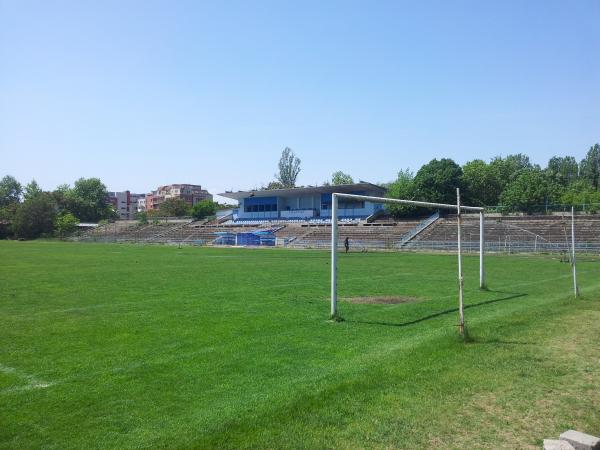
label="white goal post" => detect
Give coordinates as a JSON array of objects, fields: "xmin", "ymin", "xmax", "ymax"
[{"xmin": 330, "ymin": 190, "xmax": 485, "ymax": 337}]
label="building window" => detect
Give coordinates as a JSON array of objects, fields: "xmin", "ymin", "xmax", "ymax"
[{"xmin": 339, "ymin": 200, "xmax": 364, "ymax": 209}]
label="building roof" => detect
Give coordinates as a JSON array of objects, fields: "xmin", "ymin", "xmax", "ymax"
[{"xmin": 219, "ymin": 182, "xmax": 386, "ymax": 201}]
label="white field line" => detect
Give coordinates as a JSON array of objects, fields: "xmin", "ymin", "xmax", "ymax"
[{"xmin": 0, "ymin": 363, "xmax": 54, "ymax": 394}]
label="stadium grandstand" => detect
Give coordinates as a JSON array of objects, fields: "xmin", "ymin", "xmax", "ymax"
[
  {"xmin": 67, "ymin": 178, "xmax": 599, "ymax": 253},
  {"xmin": 218, "ymin": 182, "xmax": 387, "ymax": 223},
  {"xmin": 73, "ymin": 208, "xmax": 600, "ymax": 254}
]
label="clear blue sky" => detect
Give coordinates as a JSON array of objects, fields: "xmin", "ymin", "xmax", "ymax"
[{"xmin": 1, "ymin": 0, "xmax": 598, "ymax": 202}]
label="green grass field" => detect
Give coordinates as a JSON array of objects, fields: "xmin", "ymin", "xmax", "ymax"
[{"xmin": 1, "ymin": 241, "xmax": 599, "ymax": 449}]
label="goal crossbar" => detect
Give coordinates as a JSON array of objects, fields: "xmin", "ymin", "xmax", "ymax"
[
  {"xmin": 332, "ymin": 193, "xmax": 484, "ymax": 212},
  {"xmin": 330, "ymin": 191, "xmax": 486, "ymax": 336}
]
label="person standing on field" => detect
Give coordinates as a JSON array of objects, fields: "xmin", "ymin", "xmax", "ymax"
[{"xmin": 344, "ymin": 237, "xmax": 350, "ymax": 253}]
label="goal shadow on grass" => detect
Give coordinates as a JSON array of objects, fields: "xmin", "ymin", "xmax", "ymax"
[{"xmin": 346, "ymin": 290, "xmax": 528, "ymax": 329}]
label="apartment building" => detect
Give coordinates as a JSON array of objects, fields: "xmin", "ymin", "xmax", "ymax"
[
  {"xmin": 108, "ymin": 191, "xmax": 145, "ymax": 219},
  {"xmin": 150, "ymin": 184, "xmax": 212, "ymax": 210}
]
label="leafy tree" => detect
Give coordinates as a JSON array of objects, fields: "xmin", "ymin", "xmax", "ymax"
[
  {"xmin": 55, "ymin": 183, "xmax": 71, "ymax": 194},
  {"xmin": 386, "ymin": 169, "xmax": 418, "ymax": 217},
  {"xmin": 136, "ymin": 211, "xmax": 148, "ymax": 225},
  {"xmin": 462, "ymin": 160, "xmax": 503, "ymax": 206},
  {"xmin": 489, "ymin": 154, "xmax": 533, "ymax": 191},
  {"xmin": 413, "ymin": 158, "xmax": 463, "ymax": 205},
  {"xmin": 0, "ymin": 175, "xmax": 22, "ymax": 207},
  {"xmin": 12, "ymin": 193, "xmax": 57, "ymax": 239},
  {"xmin": 191, "ymin": 200, "xmax": 217, "ymax": 220},
  {"xmin": 560, "ymin": 180, "xmax": 600, "ymax": 213},
  {"xmin": 546, "ymin": 156, "xmax": 579, "ymax": 187},
  {"xmin": 159, "ymin": 198, "xmax": 190, "ymax": 217},
  {"xmin": 275, "ymin": 147, "xmax": 301, "ymax": 188},
  {"xmin": 0, "ymin": 222, "xmax": 11, "ymax": 239},
  {"xmin": 0, "ymin": 204, "xmax": 17, "ymax": 223},
  {"xmin": 215, "ymin": 202, "xmax": 237, "ymax": 210},
  {"xmin": 66, "ymin": 178, "xmax": 111, "ymax": 222},
  {"xmin": 580, "ymin": 143, "xmax": 600, "ymax": 189},
  {"xmin": 264, "ymin": 181, "xmax": 284, "ymax": 190},
  {"xmin": 54, "ymin": 212, "xmax": 79, "ymax": 237},
  {"xmin": 499, "ymin": 169, "xmax": 560, "ymax": 213},
  {"xmin": 0, "ymin": 175, "xmax": 22, "ymax": 227},
  {"xmin": 50, "ymin": 184, "xmax": 71, "ymax": 211},
  {"xmin": 23, "ymin": 180, "xmax": 43, "ymax": 200},
  {"xmin": 504, "ymin": 153, "xmax": 533, "ymax": 171},
  {"xmin": 331, "ymin": 171, "xmax": 354, "ymax": 185}
]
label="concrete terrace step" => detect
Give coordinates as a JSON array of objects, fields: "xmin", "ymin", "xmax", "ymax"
[
  {"xmin": 559, "ymin": 430, "xmax": 600, "ymax": 450},
  {"xmin": 543, "ymin": 440, "xmax": 576, "ymax": 450}
]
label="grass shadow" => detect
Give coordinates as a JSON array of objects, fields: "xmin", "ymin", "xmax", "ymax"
[
  {"xmin": 347, "ymin": 291, "xmax": 528, "ymax": 328},
  {"xmin": 470, "ymin": 337, "xmax": 534, "ymax": 345}
]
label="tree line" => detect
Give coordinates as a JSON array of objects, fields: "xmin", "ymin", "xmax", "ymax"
[
  {"xmin": 2, "ymin": 143, "xmax": 598, "ymax": 238},
  {"xmin": 137, "ymin": 198, "xmax": 217, "ymax": 223},
  {"xmin": 0, "ymin": 177, "xmax": 219, "ymax": 239},
  {"xmin": 0, "ymin": 177, "xmax": 114, "ymax": 239},
  {"xmin": 262, "ymin": 144, "xmax": 600, "ymax": 217},
  {"xmin": 385, "ymin": 144, "xmax": 600, "ymax": 217}
]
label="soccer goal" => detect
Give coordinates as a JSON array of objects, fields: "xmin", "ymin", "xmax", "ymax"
[{"xmin": 330, "ymin": 189, "xmax": 485, "ymax": 337}]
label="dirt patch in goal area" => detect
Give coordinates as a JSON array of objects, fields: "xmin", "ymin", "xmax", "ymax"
[{"xmin": 340, "ymin": 296, "xmax": 420, "ymax": 305}]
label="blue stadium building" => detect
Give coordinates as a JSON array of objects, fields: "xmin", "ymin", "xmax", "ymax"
[{"xmin": 219, "ymin": 182, "xmax": 386, "ymax": 223}]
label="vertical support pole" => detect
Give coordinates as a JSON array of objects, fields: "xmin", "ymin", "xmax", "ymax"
[
  {"xmin": 479, "ymin": 211, "xmax": 485, "ymax": 289},
  {"xmin": 331, "ymin": 194, "xmax": 339, "ymax": 318},
  {"xmin": 534, "ymin": 235, "xmax": 538, "ymax": 253},
  {"xmin": 457, "ymin": 189, "xmax": 465, "ymax": 337},
  {"xmin": 571, "ymin": 206, "xmax": 578, "ymax": 298}
]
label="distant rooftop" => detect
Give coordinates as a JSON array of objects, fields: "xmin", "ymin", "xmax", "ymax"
[{"xmin": 219, "ymin": 182, "xmax": 386, "ymax": 201}]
